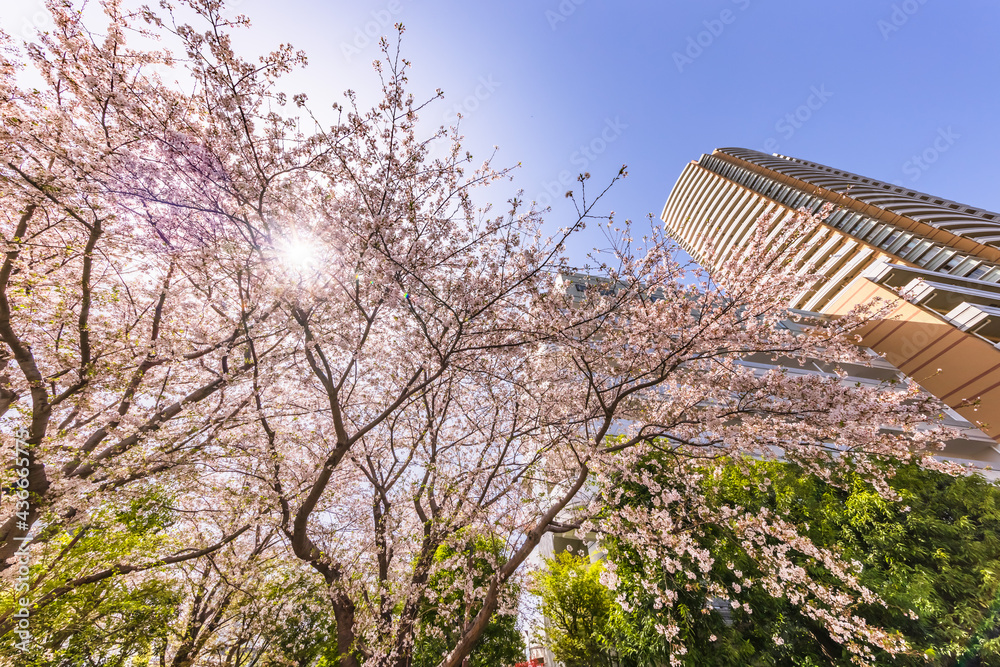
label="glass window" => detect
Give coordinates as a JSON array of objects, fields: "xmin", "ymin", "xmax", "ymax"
[
  {"xmin": 916, "ymin": 246, "xmax": 943, "ymax": 266},
  {"xmin": 898, "ymin": 236, "xmax": 920, "ymax": 255},
  {"xmin": 968, "ymin": 265, "xmax": 990, "ymax": 280},
  {"xmin": 887, "ymin": 234, "xmax": 913, "ymax": 254},
  {"xmin": 941, "ymin": 254, "xmax": 964, "ymax": 272},
  {"xmin": 842, "ymin": 214, "xmax": 863, "ymax": 234},
  {"xmin": 904, "ymin": 240, "xmax": 932, "ymax": 261},
  {"xmin": 853, "ymin": 219, "xmax": 877, "ymax": 238},
  {"xmin": 982, "ymin": 267, "xmax": 1000, "ymax": 283},
  {"xmin": 825, "ymin": 210, "xmax": 847, "ymax": 227},
  {"xmin": 868, "ymin": 225, "xmax": 893, "ymax": 245},
  {"xmin": 952, "ymin": 258, "xmax": 979, "ymax": 276}
]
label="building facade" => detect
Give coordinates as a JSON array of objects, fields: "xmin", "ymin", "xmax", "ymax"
[{"xmin": 662, "ymin": 148, "xmax": 1000, "ymax": 459}]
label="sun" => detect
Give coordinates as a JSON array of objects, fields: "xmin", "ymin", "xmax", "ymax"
[{"xmin": 279, "ymin": 236, "xmax": 317, "ymax": 273}]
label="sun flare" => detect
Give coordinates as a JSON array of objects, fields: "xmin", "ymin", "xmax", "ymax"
[{"xmin": 280, "ymin": 237, "xmax": 317, "ymax": 272}]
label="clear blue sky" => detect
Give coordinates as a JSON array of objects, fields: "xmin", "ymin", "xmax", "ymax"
[{"xmin": 5, "ymin": 0, "xmax": 1000, "ymax": 263}]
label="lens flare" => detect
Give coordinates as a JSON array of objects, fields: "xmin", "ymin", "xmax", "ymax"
[{"xmin": 280, "ymin": 238, "xmax": 316, "ymax": 272}]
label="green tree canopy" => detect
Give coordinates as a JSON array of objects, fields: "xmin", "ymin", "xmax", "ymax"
[
  {"xmin": 530, "ymin": 461, "xmax": 1000, "ymax": 666},
  {"xmin": 532, "ymin": 551, "xmax": 617, "ymax": 667},
  {"xmin": 605, "ymin": 460, "xmax": 1000, "ymax": 666},
  {"xmin": 412, "ymin": 535, "xmax": 526, "ymax": 667}
]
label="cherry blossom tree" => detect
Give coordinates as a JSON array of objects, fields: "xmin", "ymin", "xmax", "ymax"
[
  {"xmin": 0, "ymin": 0, "xmax": 273, "ymax": 570},
  {"xmin": 0, "ymin": 2, "xmax": 955, "ymax": 666}
]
